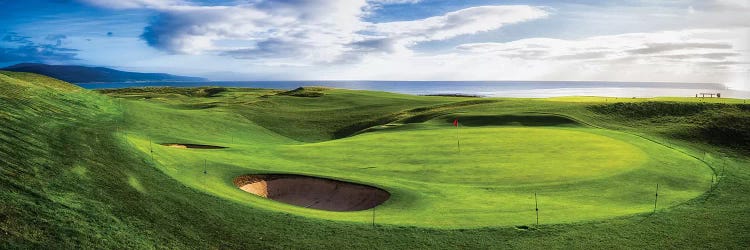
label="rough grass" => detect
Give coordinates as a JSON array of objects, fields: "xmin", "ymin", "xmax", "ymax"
[
  {"xmin": 230, "ymin": 88, "xmax": 458, "ymax": 142},
  {"xmin": 98, "ymin": 86, "xmax": 228, "ymax": 98},
  {"xmin": 450, "ymin": 114, "xmax": 581, "ymax": 127},
  {"xmin": 589, "ymin": 102, "xmax": 750, "ymax": 152}
]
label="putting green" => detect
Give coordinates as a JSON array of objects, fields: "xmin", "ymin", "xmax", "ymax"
[
  {"xmin": 282, "ymin": 127, "xmax": 647, "ymax": 185},
  {"xmin": 129, "ymin": 118, "xmax": 711, "ymax": 228}
]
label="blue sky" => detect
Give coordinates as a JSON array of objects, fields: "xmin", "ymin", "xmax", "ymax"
[{"xmin": 0, "ymin": 0, "xmax": 748, "ymax": 89}]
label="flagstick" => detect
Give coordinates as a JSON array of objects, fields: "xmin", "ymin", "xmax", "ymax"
[
  {"xmin": 653, "ymin": 184, "xmax": 659, "ymax": 213},
  {"xmin": 456, "ymin": 121, "xmax": 461, "ymax": 153},
  {"xmin": 457, "ymin": 132, "xmax": 460, "ymax": 153},
  {"xmin": 149, "ymin": 137, "xmax": 153, "ymax": 162},
  {"xmin": 535, "ymin": 192, "xmax": 539, "ymax": 225}
]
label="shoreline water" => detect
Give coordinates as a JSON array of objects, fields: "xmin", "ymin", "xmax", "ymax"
[{"xmin": 77, "ymin": 80, "xmax": 750, "ymax": 99}]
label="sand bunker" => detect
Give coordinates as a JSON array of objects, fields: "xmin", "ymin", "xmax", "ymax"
[
  {"xmin": 160, "ymin": 143, "xmax": 227, "ymax": 149},
  {"xmin": 233, "ymin": 174, "xmax": 390, "ymax": 211}
]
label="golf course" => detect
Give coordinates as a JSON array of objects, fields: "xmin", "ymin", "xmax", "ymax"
[{"xmin": 2, "ymin": 71, "xmax": 749, "ymax": 248}]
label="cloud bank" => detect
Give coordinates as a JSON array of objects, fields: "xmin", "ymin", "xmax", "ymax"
[
  {"xmin": 74, "ymin": 0, "xmax": 748, "ymax": 90},
  {"xmin": 86, "ymin": 0, "xmax": 549, "ymax": 64},
  {"xmin": 456, "ymin": 30, "xmax": 744, "ymax": 66}
]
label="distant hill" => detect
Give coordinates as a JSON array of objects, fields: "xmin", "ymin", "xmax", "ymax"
[{"xmin": 1, "ymin": 63, "xmax": 207, "ymax": 83}]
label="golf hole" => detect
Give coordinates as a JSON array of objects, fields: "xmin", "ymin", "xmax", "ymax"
[
  {"xmin": 233, "ymin": 174, "xmax": 390, "ymax": 212},
  {"xmin": 160, "ymin": 143, "xmax": 227, "ymax": 149},
  {"xmin": 515, "ymin": 225, "xmax": 536, "ymax": 231}
]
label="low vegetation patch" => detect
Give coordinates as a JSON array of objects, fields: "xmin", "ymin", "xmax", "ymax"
[
  {"xmin": 277, "ymin": 87, "xmax": 327, "ymax": 97},
  {"xmin": 449, "ymin": 114, "xmax": 581, "ymax": 127},
  {"xmin": 589, "ymin": 102, "xmax": 750, "ymax": 152},
  {"xmin": 98, "ymin": 87, "xmax": 227, "ymax": 98},
  {"xmin": 588, "ymin": 101, "xmax": 735, "ymax": 118}
]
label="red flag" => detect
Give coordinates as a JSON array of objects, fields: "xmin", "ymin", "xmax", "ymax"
[{"xmin": 453, "ymin": 119, "xmax": 458, "ymax": 127}]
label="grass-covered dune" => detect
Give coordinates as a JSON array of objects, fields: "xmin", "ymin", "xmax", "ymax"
[{"xmin": 2, "ymin": 72, "xmax": 750, "ymax": 248}]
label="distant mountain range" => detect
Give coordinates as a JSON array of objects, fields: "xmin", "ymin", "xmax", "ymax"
[{"xmin": 1, "ymin": 63, "xmax": 207, "ymax": 83}]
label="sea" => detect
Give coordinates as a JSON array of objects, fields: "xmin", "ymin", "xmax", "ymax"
[{"xmin": 76, "ymin": 81, "xmax": 750, "ymax": 99}]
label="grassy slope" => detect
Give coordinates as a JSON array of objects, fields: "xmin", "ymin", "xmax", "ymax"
[{"xmin": 1, "ymin": 74, "xmax": 749, "ymax": 248}]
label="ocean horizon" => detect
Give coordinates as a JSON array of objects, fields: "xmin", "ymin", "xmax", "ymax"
[{"xmin": 76, "ymin": 80, "xmax": 750, "ymax": 99}]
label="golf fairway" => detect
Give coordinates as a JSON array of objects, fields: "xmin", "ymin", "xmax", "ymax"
[{"xmin": 124, "ymin": 102, "xmax": 712, "ymax": 228}]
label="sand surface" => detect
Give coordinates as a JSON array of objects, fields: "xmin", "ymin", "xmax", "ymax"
[{"xmin": 234, "ymin": 174, "xmax": 389, "ymax": 211}]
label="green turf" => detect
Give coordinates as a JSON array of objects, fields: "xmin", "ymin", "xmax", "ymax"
[
  {"xmin": 121, "ymin": 102, "xmax": 711, "ymax": 227},
  {"xmin": 2, "ymin": 72, "xmax": 749, "ymax": 248}
]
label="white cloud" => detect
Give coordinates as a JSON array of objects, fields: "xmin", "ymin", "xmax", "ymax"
[
  {"xmin": 137, "ymin": 0, "xmax": 369, "ymax": 62},
  {"xmin": 712, "ymin": 0, "xmax": 750, "ymax": 9},
  {"xmin": 683, "ymin": 0, "xmax": 750, "ymax": 28},
  {"xmin": 338, "ymin": 28, "xmax": 748, "ymax": 90},
  {"xmin": 120, "ymin": 2, "xmax": 549, "ymax": 63},
  {"xmin": 370, "ymin": 5, "xmax": 549, "ymax": 49},
  {"xmin": 456, "ymin": 29, "xmax": 743, "ymax": 64}
]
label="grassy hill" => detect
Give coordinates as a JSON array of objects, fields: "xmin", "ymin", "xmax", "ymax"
[
  {"xmin": 2, "ymin": 63, "xmax": 206, "ymax": 83},
  {"xmin": 2, "ymin": 72, "xmax": 749, "ymax": 248}
]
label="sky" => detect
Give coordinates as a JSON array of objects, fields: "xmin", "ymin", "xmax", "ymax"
[{"xmin": 0, "ymin": 0, "xmax": 748, "ymax": 89}]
